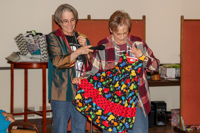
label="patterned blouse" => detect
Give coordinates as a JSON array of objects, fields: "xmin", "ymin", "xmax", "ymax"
[{"xmin": 47, "ymin": 28, "xmax": 91, "ymax": 101}]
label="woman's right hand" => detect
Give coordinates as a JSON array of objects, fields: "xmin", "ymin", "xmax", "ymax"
[
  {"xmin": 6, "ymin": 113, "xmax": 15, "ymax": 122},
  {"xmin": 70, "ymin": 45, "xmax": 93, "ymax": 62},
  {"xmin": 78, "ymin": 45, "xmax": 93, "ymax": 55},
  {"xmin": 72, "ymin": 77, "xmax": 83, "ymax": 85}
]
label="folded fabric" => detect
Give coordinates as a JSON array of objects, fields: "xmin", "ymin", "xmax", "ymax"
[{"xmin": 5, "ymin": 52, "xmax": 20, "ymax": 62}]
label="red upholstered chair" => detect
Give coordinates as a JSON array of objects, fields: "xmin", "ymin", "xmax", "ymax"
[{"xmin": 174, "ymin": 16, "xmax": 200, "ymax": 132}]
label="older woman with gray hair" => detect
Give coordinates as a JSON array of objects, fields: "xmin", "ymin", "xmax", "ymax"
[
  {"xmin": 47, "ymin": 3, "xmax": 93, "ymax": 133},
  {"xmin": 73, "ymin": 10, "xmax": 160, "ymax": 133}
]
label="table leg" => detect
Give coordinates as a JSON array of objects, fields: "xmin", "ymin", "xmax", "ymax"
[
  {"xmin": 42, "ymin": 65, "xmax": 47, "ymax": 133},
  {"xmin": 24, "ymin": 68, "xmax": 28, "ymax": 122},
  {"xmin": 10, "ymin": 64, "xmax": 14, "ymax": 114}
]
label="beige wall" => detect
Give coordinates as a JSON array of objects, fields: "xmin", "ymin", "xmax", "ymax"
[{"xmin": 1, "ymin": 0, "xmax": 200, "ymax": 115}]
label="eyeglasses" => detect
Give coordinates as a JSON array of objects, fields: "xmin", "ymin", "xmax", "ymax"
[
  {"xmin": 60, "ymin": 18, "xmax": 76, "ymax": 25},
  {"xmin": 113, "ymin": 31, "xmax": 129, "ymax": 37}
]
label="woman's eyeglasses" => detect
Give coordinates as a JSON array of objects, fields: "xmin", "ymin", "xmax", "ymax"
[{"xmin": 60, "ymin": 18, "xmax": 75, "ymax": 25}]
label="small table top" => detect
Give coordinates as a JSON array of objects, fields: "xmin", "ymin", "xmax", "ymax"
[{"xmin": 7, "ymin": 61, "xmax": 48, "ymax": 69}]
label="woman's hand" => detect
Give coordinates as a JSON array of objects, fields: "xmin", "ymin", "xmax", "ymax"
[
  {"xmin": 2, "ymin": 112, "xmax": 15, "ymax": 122},
  {"xmin": 77, "ymin": 35, "xmax": 87, "ymax": 46},
  {"xmin": 4, "ymin": 113, "xmax": 17, "ymax": 131},
  {"xmin": 72, "ymin": 77, "xmax": 83, "ymax": 85},
  {"xmin": 78, "ymin": 45, "xmax": 93, "ymax": 55},
  {"xmin": 5, "ymin": 113, "xmax": 15, "ymax": 122},
  {"xmin": 70, "ymin": 45, "xmax": 93, "ymax": 62},
  {"xmin": 130, "ymin": 45, "xmax": 143, "ymax": 58}
]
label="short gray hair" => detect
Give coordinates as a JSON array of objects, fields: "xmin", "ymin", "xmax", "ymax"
[
  {"xmin": 54, "ymin": 4, "xmax": 78, "ymax": 25},
  {"xmin": 109, "ymin": 10, "xmax": 131, "ymax": 32}
]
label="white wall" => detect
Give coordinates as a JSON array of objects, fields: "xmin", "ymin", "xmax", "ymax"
[{"xmin": 1, "ymin": 0, "xmax": 200, "ymax": 114}]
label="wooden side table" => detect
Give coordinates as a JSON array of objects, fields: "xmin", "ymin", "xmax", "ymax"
[{"xmin": 8, "ymin": 61, "xmax": 50, "ymax": 133}]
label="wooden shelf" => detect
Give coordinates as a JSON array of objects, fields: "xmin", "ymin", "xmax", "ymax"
[{"xmin": 148, "ymin": 79, "xmax": 180, "ymax": 87}]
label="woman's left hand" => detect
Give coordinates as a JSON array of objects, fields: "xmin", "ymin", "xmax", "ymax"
[
  {"xmin": 77, "ymin": 35, "xmax": 87, "ymax": 46},
  {"xmin": 130, "ymin": 45, "xmax": 143, "ymax": 58}
]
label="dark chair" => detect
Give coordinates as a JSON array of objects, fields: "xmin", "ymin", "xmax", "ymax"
[{"xmin": 8, "ymin": 121, "xmax": 40, "ymax": 133}]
